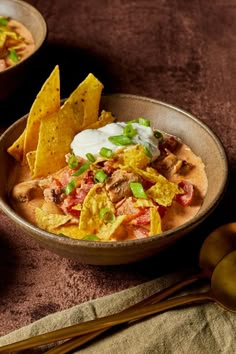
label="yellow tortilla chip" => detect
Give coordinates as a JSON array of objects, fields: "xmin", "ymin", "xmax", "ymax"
[
  {"xmin": 35, "ymin": 207, "xmax": 72, "ymax": 231},
  {"xmin": 23, "ymin": 65, "xmax": 60, "ymax": 158},
  {"xmin": 87, "ymin": 110, "xmax": 115, "ymax": 129},
  {"xmin": 79, "ymin": 183, "xmax": 114, "ymax": 234},
  {"xmin": 33, "ymin": 111, "xmax": 75, "ymax": 177},
  {"xmin": 53, "ymin": 225, "xmax": 88, "ymax": 239},
  {"xmin": 32, "ymin": 73, "xmax": 104, "ymax": 177},
  {"xmin": 97, "ymin": 215, "xmax": 126, "ymax": 241},
  {"xmin": 122, "ymin": 144, "xmax": 150, "ymax": 169},
  {"xmin": 146, "ymin": 174, "xmax": 181, "ymax": 206},
  {"xmin": 149, "ymin": 207, "xmax": 162, "ymax": 236},
  {"xmin": 7, "ymin": 129, "xmax": 25, "ymax": 161},
  {"xmin": 61, "ymin": 73, "xmax": 103, "ymax": 131},
  {"xmin": 26, "ymin": 150, "xmax": 36, "ymax": 176},
  {"xmin": 132, "ymin": 166, "xmax": 160, "ymax": 183}
]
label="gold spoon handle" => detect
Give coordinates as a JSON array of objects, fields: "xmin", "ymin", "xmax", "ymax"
[
  {"xmin": 0, "ymin": 277, "xmax": 209, "ymax": 354},
  {"xmin": 45, "ymin": 273, "xmax": 203, "ymax": 354}
]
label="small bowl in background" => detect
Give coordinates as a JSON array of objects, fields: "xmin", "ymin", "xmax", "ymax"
[
  {"xmin": 0, "ymin": 94, "xmax": 229, "ymax": 265},
  {"xmin": 0, "ymin": 0, "xmax": 47, "ymax": 100}
]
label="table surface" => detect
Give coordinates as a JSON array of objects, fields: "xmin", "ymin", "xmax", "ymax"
[{"xmin": 0, "ymin": 0, "xmax": 236, "ymax": 336}]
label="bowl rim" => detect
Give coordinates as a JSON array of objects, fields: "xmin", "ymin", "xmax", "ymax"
[
  {"xmin": 0, "ymin": 0, "xmax": 48, "ymax": 75},
  {"xmin": 0, "ymin": 93, "xmax": 229, "ymax": 249}
]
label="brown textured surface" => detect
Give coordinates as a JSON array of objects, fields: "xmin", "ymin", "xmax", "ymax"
[{"xmin": 0, "ymin": 0, "xmax": 236, "ymax": 336}]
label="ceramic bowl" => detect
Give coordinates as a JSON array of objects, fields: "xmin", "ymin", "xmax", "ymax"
[
  {"xmin": 0, "ymin": 0, "xmax": 47, "ymax": 100},
  {"xmin": 0, "ymin": 94, "xmax": 228, "ymax": 265}
]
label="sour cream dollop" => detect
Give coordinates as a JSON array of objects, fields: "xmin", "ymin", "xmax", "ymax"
[{"xmin": 71, "ymin": 122, "xmax": 160, "ymax": 161}]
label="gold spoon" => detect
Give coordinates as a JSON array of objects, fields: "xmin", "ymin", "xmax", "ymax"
[
  {"xmin": 45, "ymin": 222, "xmax": 236, "ymax": 354},
  {"xmin": 0, "ymin": 222, "xmax": 236, "ymax": 353}
]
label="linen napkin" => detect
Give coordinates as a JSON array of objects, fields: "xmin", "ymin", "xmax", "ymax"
[{"xmin": 0, "ymin": 271, "xmax": 235, "ymax": 354}]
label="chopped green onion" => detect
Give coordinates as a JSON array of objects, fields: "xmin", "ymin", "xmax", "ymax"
[
  {"xmin": 86, "ymin": 152, "xmax": 96, "ymax": 162},
  {"xmin": 127, "ymin": 119, "xmax": 138, "ymax": 124},
  {"xmin": 82, "ymin": 234, "xmax": 100, "ymax": 241},
  {"xmin": 65, "ymin": 179, "xmax": 76, "ymax": 195},
  {"xmin": 123, "ymin": 124, "xmax": 137, "ymax": 138},
  {"xmin": 99, "ymin": 147, "xmax": 113, "ymax": 158},
  {"xmin": 154, "ymin": 131, "xmax": 163, "ymax": 142},
  {"xmin": 143, "ymin": 145, "xmax": 152, "ymax": 158},
  {"xmin": 72, "ymin": 162, "xmax": 90, "ymax": 176},
  {"xmin": 8, "ymin": 48, "xmax": 19, "ymax": 63},
  {"xmin": 94, "ymin": 169, "xmax": 108, "ymax": 183},
  {"xmin": 99, "ymin": 208, "xmax": 116, "ymax": 223},
  {"xmin": 138, "ymin": 117, "xmax": 150, "ymax": 126},
  {"xmin": 129, "ymin": 182, "xmax": 147, "ymax": 199},
  {"xmin": 68, "ymin": 155, "xmax": 79, "ymax": 169},
  {"xmin": 108, "ymin": 135, "xmax": 133, "ymax": 146},
  {"xmin": 0, "ymin": 16, "xmax": 8, "ymax": 26}
]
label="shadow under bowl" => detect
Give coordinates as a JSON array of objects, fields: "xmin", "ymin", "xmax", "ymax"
[{"xmin": 0, "ymin": 94, "xmax": 229, "ymax": 265}]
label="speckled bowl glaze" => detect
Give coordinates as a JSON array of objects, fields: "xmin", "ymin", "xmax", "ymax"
[
  {"xmin": 0, "ymin": 94, "xmax": 229, "ymax": 265},
  {"xmin": 0, "ymin": 0, "xmax": 47, "ymax": 100}
]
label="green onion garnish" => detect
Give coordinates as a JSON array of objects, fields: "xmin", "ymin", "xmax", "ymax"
[
  {"xmin": 99, "ymin": 147, "xmax": 113, "ymax": 158},
  {"xmin": 123, "ymin": 124, "xmax": 137, "ymax": 138},
  {"xmin": 0, "ymin": 16, "xmax": 8, "ymax": 26},
  {"xmin": 94, "ymin": 169, "xmax": 108, "ymax": 183},
  {"xmin": 68, "ymin": 155, "xmax": 79, "ymax": 169},
  {"xmin": 65, "ymin": 179, "xmax": 76, "ymax": 195},
  {"xmin": 143, "ymin": 145, "xmax": 152, "ymax": 158},
  {"xmin": 108, "ymin": 135, "xmax": 133, "ymax": 146},
  {"xmin": 138, "ymin": 117, "xmax": 150, "ymax": 126},
  {"xmin": 129, "ymin": 182, "xmax": 147, "ymax": 199},
  {"xmin": 99, "ymin": 208, "xmax": 116, "ymax": 223},
  {"xmin": 8, "ymin": 48, "xmax": 19, "ymax": 63},
  {"xmin": 86, "ymin": 153, "xmax": 96, "ymax": 162},
  {"xmin": 82, "ymin": 234, "xmax": 100, "ymax": 241},
  {"xmin": 127, "ymin": 119, "xmax": 138, "ymax": 124},
  {"xmin": 154, "ymin": 131, "xmax": 163, "ymax": 142},
  {"xmin": 72, "ymin": 162, "xmax": 90, "ymax": 176}
]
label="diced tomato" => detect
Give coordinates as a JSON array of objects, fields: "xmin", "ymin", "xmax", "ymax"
[
  {"xmin": 116, "ymin": 197, "xmax": 144, "ymax": 222},
  {"xmin": 175, "ymin": 180, "xmax": 194, "ymax": 206},
  {"xmin": 157, "ymin": 205, "xmax": 167, "ymax": 218},
  {"xmin": 58, "ymin": 168, "xmax": 73, "ymax": 187},
  {"xmin": 133, "ymin": 208, "xmax": 150, "ymax": 225},
  {"xmin": 141, "ymin": 178, "xmax": 155, "ymax": 189},
  {"xmin": 83, "ymin": 170, "xmax": 94, "ymax": 184},
  {"xmin": 132, "ymin": 225, "xmax": 149, "ymax": 239}
]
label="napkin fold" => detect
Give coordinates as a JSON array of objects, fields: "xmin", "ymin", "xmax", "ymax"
[{"xmin": 0, "ymin": 271, "xmax": 235, "ymax": 354}]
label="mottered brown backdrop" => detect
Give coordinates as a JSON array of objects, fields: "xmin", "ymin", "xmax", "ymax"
[{"xmin": 0, "ymin": 0, "xmax": 235, "ymax": 335}]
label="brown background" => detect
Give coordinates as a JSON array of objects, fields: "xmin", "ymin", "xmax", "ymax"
[{"xmin": 0, "ymin": 0, "xmax": 236, "ymax": 336}]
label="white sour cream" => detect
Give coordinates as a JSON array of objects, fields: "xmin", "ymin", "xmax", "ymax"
[{"xmin": 71, "ymin": 122, "xmax": 160, "ymax": 161}]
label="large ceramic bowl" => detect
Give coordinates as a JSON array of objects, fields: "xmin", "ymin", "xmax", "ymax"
[
  {"xmin": 0, "ymin": 95, "xmax": 228, "ymax": 265},
  {"xmin": 0, "ymin": 0, "xmax": 47, "ymax": 100}
]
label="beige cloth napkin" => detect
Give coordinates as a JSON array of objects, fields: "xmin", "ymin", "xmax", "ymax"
[{"xmin": 0, "ymin": 271, "xmax": 235, "ymax": 353}]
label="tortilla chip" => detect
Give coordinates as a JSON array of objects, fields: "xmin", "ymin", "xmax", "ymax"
[
  {"xmin": 33, "ymin": 111, "xmax": 75, "ymax": 177},
  {"xmin": 26, "ymin": 150, "xmax": 36, "ymax": 176},
  {"xmin": 87, "ymin": 110, "xmax": 115, "ymax": 129},
  {"xmin": 53, "ymin": 225, "xmax": 88, "ymax": 239},
  {"xmin": 132, "ymin": 166, "xmax": 160, "ymax": 183},
  {"xmin": 35, "ymin": 207, "xmax": 72, "ymax": 231},
  {"xmin": 7, "ymin": 129, "xmax": 25, "ymax": 161},
  {"xmin": 79, "ymin": 183, "xmax": 114, "ymax": 234},
  {"xmin": 122, "ymin": 144, "xmax": 150, "ymax": 169},
  {"xmin": 149, "ymin": 207, "xmax": 162, "ymax": 236},
  {"xmin": 146, "ymin": 174, "xmax": 181, "ymax": 206},
  {"xmin": 61, "ymin": 73, "xmax": 103, "ymax": 131},
  {"xmin": 23, "ymin": 65, "xmax": 60, "ymax": 158},
  {"xmin": 97, "ymin": 215, "xmax": 126, "ymax": 241}
]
